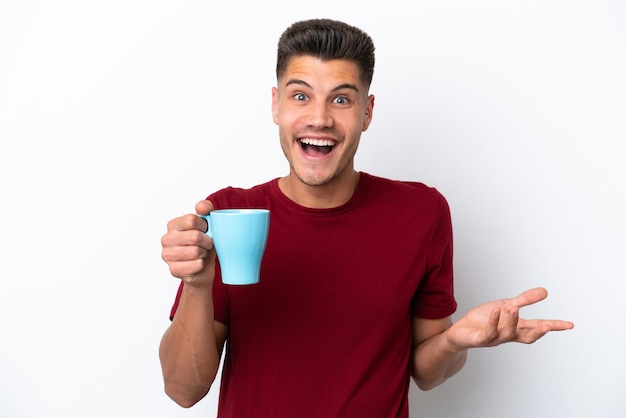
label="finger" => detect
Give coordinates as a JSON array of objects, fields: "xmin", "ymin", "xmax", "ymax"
[
  {"xmin": 162, "ymin": 240, "xmax": 212, "ymax": 262},
  {"xmin": 510, "ymin": 287, "xmax": 548, "ymax": 309},
  {"xmin": 514, "ymin": 319, "xmax": 574, "ymax": 344},
  {"xmin": 195, "ymin": 200, "xmax": 215, "ymax": 233},
  {"xmin": 549, "ymin": 320, "xmax": 575, "ymax": 331},
  {"xmin": 519, "ymin": 318, "xmax": 575, "ymax": 333},
  {"xmin": 516, "ymin": 320, "xmax": 553, "ymax": 344},
  {"xmin": 482, "ymin": 307, "xmax": 502, "ymax": 344},
  {"xmin": 167, "ymin": 259, "xmax": 207, "ymax": 280},
  {"xmin": 189, "ymin": 213, "xmax": 212, "ymax": 234},
  {"xmin": 161, "ymin": 229, "xmax": 213, "ymax": 249},
  {"xmin": 166, "ymin": 213, "xmax": 208, "ymax": 233},
  {"xmin": 497, "ymin": 306, "xmax": 520, "ymax": 343},
  {"xmin": 195, "ymin": 199, "xmax": 214, "ymax": 216}
]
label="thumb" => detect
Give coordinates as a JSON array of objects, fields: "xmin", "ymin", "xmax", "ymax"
[
  {"xmin": 195, "ymin": 199, "xmax": 214, "ymax": 216},
  {"xmin": 511, "ymin": 287, "xmax": 548, "ymax": 308}
]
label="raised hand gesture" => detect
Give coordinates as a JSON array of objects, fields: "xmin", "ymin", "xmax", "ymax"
[{"xmin": 447, "ymin": 287, "xmax": 574, "ymax": 350}]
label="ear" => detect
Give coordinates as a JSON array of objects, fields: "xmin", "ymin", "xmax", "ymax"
[
  {"xmin": 271, "ymin": 87, "xmax": 279, "ymax": 125},
  {"xmin": 361, "ymin": 94, "xmax": 375, "ymax": 131}
]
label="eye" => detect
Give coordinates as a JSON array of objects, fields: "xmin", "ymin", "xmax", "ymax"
[
  {"xmin": 293, "ymin": 93, "xmax": 307, "ymax": 101},
  {"xmin": 333, "ymin": 96, "xmax": 350, "ymax": 105}
]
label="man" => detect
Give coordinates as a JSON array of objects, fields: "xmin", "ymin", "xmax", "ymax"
[{"xmin": 159, "ymin": 18, "xmax": 574, "ymax": 417}]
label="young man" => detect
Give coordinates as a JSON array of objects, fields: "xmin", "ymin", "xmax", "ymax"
[{"xmin": 159, "ymin": 18, "xmax": 574, "ymax": 417}]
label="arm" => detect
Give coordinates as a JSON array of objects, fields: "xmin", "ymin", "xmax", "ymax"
[
  {"xmin": 159, "ymin": 289, "xmax": 228, "ymax": 407},
  {"xmin": 411, "ymin": 316, "xmax": 467, "ymax": 391},
  {"xmin": 411, "ymin": 287, "xmax": 574, "ymax": 391},
  {"xmin": 159, "ymin": 200, "xmax": 227, "ymax": 407}
]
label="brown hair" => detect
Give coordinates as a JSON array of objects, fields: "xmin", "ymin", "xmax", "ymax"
[{"xmin": 276, "ymin": 18, "xmax": 375, "ymax": 88}]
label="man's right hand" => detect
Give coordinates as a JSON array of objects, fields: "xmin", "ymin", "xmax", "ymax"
[{"xmin": 161, "ymin": 199, "xmax": 216, "ymax": 287}]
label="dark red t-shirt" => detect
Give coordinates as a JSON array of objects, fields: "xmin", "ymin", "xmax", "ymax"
[{"xmin": 170, "ymin": 172, "xmax": 457, "ymax": 417}]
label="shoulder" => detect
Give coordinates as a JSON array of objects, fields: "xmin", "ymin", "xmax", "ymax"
[
  {"xmin": 360, "ymin": 172, "xmax": 449, "ymax": 208},
  {"xmin": 207, "ymin": 178, "xmax": 279, "ymax": 209}
]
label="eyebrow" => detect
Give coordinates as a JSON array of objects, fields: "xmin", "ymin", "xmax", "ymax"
[{"xmin": 284, "ymin": 79, "xmax": 360, "ymax": 94}]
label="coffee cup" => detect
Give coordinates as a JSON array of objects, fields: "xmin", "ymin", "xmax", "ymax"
[{"xmin": 201, "ymin": 209, "xmax": 270, "ymax": 285}]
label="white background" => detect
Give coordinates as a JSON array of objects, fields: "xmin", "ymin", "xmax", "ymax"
[{"xmin": 1, "ymin": 1, "xmax": 624, "ymax": 417}]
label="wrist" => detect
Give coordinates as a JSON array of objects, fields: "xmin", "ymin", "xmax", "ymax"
[
  {"xmin": 443, "ymin": 327, "xmax": 467, "ymax": 354},
  {"xmin": 181, "ymin": 278, "xmax": 214, "ymax": 297}
]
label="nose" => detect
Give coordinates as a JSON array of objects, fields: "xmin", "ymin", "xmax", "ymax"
[{"xmin": 306, "ymin": 102, "xmax": 334, "ymax": 128}]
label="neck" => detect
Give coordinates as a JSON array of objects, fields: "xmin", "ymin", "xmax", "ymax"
[{"xmin": 278, "ymin": 170, "xmax": 360, "ymax": 209}]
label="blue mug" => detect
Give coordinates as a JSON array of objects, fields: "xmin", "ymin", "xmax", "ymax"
[{"xmin": 201, "ymin": 209, "xmax": 270, "ymax": 285}]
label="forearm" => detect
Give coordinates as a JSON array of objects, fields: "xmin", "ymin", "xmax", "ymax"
[
  {"xmin": 411, "ymin": 329, "xmax": 468, "ymax": 391},
  {"xmin": 159, "ymin": 285, "xmax": 221, "ymax": 407}
]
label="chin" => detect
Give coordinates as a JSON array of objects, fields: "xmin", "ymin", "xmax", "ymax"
[
  {"xmin": 296, "ymin": 164, "xmax": 351, "ymax": 188},
  {"xmin": 297, "ymin": 174, "xmax": 331, "ymax": 187},
  {"xmin": 293, "ymin": 168, "xmax": 334, "ymax": 187}
]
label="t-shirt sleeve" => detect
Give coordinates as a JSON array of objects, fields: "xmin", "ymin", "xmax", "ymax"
[
  {"xmin": 168, "ymin": 264, "xmax": 230, "ymax": 325},
  {"xmin": 212, "ymin": 262, "xmax": 230, "ymax": 325},
  {"xmin": 412, "ymin": 190, "xmax": 457, "ymax": 319},
  {"xmin": 169, "ymin": 281, "xmax": 184, "ymax": 321}
]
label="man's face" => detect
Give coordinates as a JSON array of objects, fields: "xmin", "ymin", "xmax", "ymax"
[{"xmin": 272, "ymin": 56, "xmax": 374, "ymax": 188}]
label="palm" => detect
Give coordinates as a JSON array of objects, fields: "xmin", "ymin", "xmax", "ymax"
[{"xmin": 447, "ymin": 288, "xmax": 574, "ymax": 349}]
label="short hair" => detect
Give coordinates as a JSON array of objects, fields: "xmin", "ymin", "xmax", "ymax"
[{"xmin": 276, "ymin": 18, "xmax": 376, "ymax": 88}]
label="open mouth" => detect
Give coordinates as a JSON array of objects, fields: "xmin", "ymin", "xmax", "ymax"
[{"xmin": 299, "ymin": 138, "xmax": 336, "ymax": 156}]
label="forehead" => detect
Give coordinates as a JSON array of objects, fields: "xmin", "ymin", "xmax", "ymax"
[{"xmin": 279, "ymin": 55, "xmax": 363, "ymax": 88}]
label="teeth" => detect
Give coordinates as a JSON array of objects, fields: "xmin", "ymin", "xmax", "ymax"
[{"xmin": 300, "ymin": 138, "xmax": 335, "ymax": 147}]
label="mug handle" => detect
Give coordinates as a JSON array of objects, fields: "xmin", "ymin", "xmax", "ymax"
[{"xmin": 199, "ymin": 214, "xmax": 212, "ymax": 238}]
